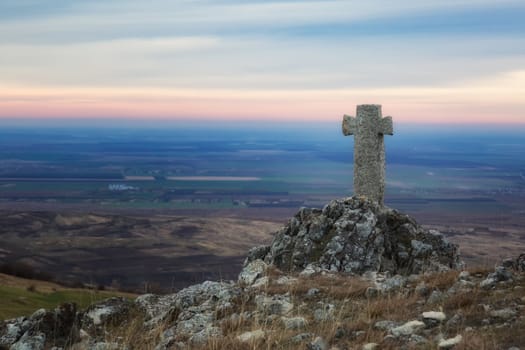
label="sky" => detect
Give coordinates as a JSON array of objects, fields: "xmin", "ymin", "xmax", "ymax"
[{"xmin": 0, "ymin": 0, "xmax": 524, "ymax": 124}]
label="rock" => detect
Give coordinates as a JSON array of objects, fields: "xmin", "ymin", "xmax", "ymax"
[
  {"xmin": 251, "ymin": 276, "xmax": 269, "ymax": 288},
  {"xmin": 246, "ymin": 197, "xmax": 462, "ymax": 276},
  {"xmin": 374, "ymin": 320, "xmax": 398, "ymax": 331},
  {"xmin": 84, "ymin": 298, "xmax": 131, "ymax": 327},
  {"xmin": 1, "ymin": 303, "xmax": 79, "ymax": 350},
  {"xmin": 378, "ymin": 275, "xmax": 407, "ymax": 293},
  {"xmin": 237, "ymin": 329, "xmax": 265, "ymax": 343},
  {"xmin": 427, "ymin": 290, "xmax": 445, "ymax": 304},
  {"xmin": 307, "ymin": 288, "xmax": 320, "ymax": 297},
  {"xmin": 238, "ymin": 259, "xmax": 268, "ymax": 286},
  {"xmin": 189, "ymin": 326, "xmax": 222, "ymax": 345},
  {"xmin": 175, "ymin": 312, "xmax": 214, "ymax": 337},
  {"xmin": 300, "ymin": 264, "xmax": 322, "ymax": 276},
  {"xmin": 422, "ymin": 311, "xmax": 446, "ymax": 321},
  {"xmin": 438, "ymin": 334, "xmax": 462, "ymax": 348},
  {"xmin": 422, "ymin": 311, "xmax": 446, "ymax": 328},
  {"xmin": 244, "ymin": 245, "xmax": 271, "ymax": 265},
  {"xmin": 390, "ymin": 320, "xmax": 425, "ymax": 337},
  {"xmin": 448, "ymin": 279, "xmax": 475, "ymax": 294},
  {"xmin": 314, "ymin": 303, "xmax": 336, "ymax": 322},
  {"xmin": 446, "ymin": 313, "xmax": 464, "ymax": 328},
  {"xmin": 489, "ymin": 308, "xmax": 517, "ymax": 321},
  {"xmin": 290, "ymin": 332, "xmax": 313, "ymax": 343},
  {"xmin": 282, "ymin": 316, "xmax": 308, "ymax": 330},
  {"xmin": 308, "ymin": 336, "xmax": 328, "ymax": 350},
  {"xmin": 276, "ymin": 276, "xmax": 298, "ymax": 285},
  {"xmin": 10, "ymin": 331, "xmax": 46, "ymax": 350},
  {"xmin": 481, "ymin": 266, "xmax": 513, "ymax": 289},
  {"xmin": 458, "ymin": 271, "xmax": 470, "ymax": 280},
  {"xmin": 480, "ymin": 277, "xmax": 497, "ymax": 290},
  {"xmin": 255, "ymin": 294, "xmax": 293, "ymax": 315},
  {"xmin": 362, "ymin": 343, "xmax": 379, "ymax": 350}
]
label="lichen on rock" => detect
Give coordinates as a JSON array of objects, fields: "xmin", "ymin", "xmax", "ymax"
[{"xmin": 245, "ymin": 197, "xmax": 463, "ymax": 276}]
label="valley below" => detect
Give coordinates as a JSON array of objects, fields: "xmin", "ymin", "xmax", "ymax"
[{"xmin": 1, "ymin": 205, "xmax": 524, "ymax": 293}]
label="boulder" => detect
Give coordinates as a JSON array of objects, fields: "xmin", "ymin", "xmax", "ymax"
[{"xmin": 245, "ymin": 197, "xmax": 462, "ymax": 276}]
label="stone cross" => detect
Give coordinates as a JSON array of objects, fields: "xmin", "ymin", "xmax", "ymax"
[{"xmin": 342, "ymin": 104, "xmax": 393, "ymax": 205}]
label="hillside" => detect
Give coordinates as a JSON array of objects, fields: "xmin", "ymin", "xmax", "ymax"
[
  {"xmin": 0, "ymin": 273, "xmax": 135, "ymax": 321},
  {"xmin": 1, "ymin": 197, "xmax": 524, "ymax": 349}
]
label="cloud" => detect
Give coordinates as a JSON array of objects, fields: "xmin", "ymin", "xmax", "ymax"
[{"xmin": 0, "ymin": 0, "xmax": 524, "ymax": 122}]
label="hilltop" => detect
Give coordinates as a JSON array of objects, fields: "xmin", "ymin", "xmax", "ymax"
[{"xmin": 2, "ymin": 197, "xmax": 524, "ymax": 349}]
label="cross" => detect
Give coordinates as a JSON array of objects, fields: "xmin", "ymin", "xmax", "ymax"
[{"xmin": 342, "ymin": 104, "xmax": 393, "ymax": 205}]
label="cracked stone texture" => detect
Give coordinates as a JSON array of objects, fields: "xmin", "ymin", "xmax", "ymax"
[
  {"xmin": 342, "ymin": 104, "xmax": 393, "ymax": 205},
  {"xmin": 245, "ymin": 197, "xmax": 462, "ymax": 275}
]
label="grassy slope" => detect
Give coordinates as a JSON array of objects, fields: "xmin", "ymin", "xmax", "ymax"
[{"xmin": 0, "ymin": 273, "xmax": 136, "ymax": 320}]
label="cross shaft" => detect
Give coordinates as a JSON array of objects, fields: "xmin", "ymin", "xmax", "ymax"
[{"xmin": 342, "ymin": 104, "xmax": 393, "ymax": 204}]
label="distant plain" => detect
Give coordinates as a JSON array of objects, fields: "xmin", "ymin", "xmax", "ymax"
[{"xmin": 0, "ymin": 122, "xmax": 524, "ymax": 291}]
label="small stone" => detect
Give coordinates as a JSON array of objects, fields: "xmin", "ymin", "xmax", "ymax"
[
  {"xmin": 301, "ymin": 264, "xmax": 321, "ymax": 277},
  {"xmin": 255, "ymin": 294, "xmax": 293, "ymax": 315},
  {"xmin": 276, "ymin": 276, "xmax": 298, "ymax": 285},
  {"xmin": 390, "ymin": 320, "xmax": 425, "ymax": 337},
  {"xmin": 446, "ymin": 313, "xmax": 464, "ymax": 328},
  {"xmin": 427, "ymin": 290, "xmax": 445, "ymax": 304},
  {"xmin": 362, "ymin": 343, "xmax": 379, "ymax": 350},
  {"xmin": 237, "ymin": 329, "xmax": 265, "ymax": 343},
  {"xmin": 438, "ymin": 334, "xmax": 462, "ymax": 348},
  {"xmin": 458, "ymin": 271, "xmax": 470, "ymax": 280},
  {"xmin": 290, "ymin": 333, "xmax": 313, "ymax": 343},
  {"xmin": 314, "ymin": 303, "xmax": 335, "ymax": 322},
  {"xmin": 238, "ymin": 259, "xmax": 268, "ymax": 286},
  {"xmin": 480, "ymin": 277, "xmax": 496, "ymax": 290},
  {"xmin": 379, "ymin": 275, "xmax": 407, "ymax": 293},
  {"xmin": 489, "ymin": 308, "xmax": 517, "ymax": 320},
  {"xmin": 374, "ymin": 320, "xmax": 397, "ymax": 331},
  {"xmin": 308, "ymin": 336, "xmax": 328, "ymax": 350},
  {"xmin": 422, "ymin": 311, "xmax": 446, "ymax": 321},
  {"xmin": 422, "ymin": 311, "xmax": 446, "ymax": 327},
  {"xmin": 282, "ymin": 316, "xmax": 307, "ymax": 330},
  {"xmin": 307, "ymin": 288, "xmax": 320, "ymax": 297}
]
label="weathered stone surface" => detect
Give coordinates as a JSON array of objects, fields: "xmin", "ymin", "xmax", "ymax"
[
  {"xmin": 390, "ymin": 320, "xmax": 425, "ymax": 337},
  {"xmin": 314, "ymin": 303, "xmax": 336, "ymax": 322},
  {"xmin": 1, "ymin": 303, "xmax": 79, "ymax": 350},
  {"xmin": 422, "ymin": 311, "xmax": 446, "ymax": 328},
  {"xmin": 238, "ymin": 259, "xmax": 268, "ymax": 286},
  {"xmin": 480, "ymin": 266, "xmax": 513, "ymax": 289},
  {"xmin": 282, "ymin": 316, "xmax": 308, "ymax": 330},
  {"xmin": 362, "ymin": 343, "xmax": 379, "ymax": 350},
  {"xmin": 438, "ymin": 334, "xmax": 462, "ymax": 348},
  {"xmin": 82, "ymin": 297, "xmax": 132, "ymax": 334},
  {"xmin": 237, "ymin": 329, "xmax": 265, "ymax": 343},
  {"xmin": 246, "ymin": 197, "xmax": 462, "ymax": 276},
  {"xmin": 342, "ymin": 104, "xmax": 393, "ymax": 204},
  {"xmin": 255, "ymin": 294, "xmax": 293, "ymax": 315},
  {"xmin": 308, "ymin": 336, "xmax": 328, "ymax": 350}
]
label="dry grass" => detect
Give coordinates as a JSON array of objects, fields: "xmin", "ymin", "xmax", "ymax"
[{"xmin": 65, "ymin": 268, "xmax": 524, "ymax": 349}]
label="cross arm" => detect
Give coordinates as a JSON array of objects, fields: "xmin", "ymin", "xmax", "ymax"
[
  {"xmin": 380, "ymin": 116, "xmax": 394, "ymax": 135},
  {"xmin": 342, "ymin": 114, "xmax": 357, "ymax": 135}
]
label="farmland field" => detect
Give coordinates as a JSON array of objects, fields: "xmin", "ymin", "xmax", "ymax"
[{"xmin": 0, "ymin": 122, "xmax": 524, "ymax": 291}]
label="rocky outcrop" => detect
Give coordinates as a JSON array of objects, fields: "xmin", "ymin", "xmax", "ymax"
[
  {"xmin": 0, "ymin": 303, "xmax": 79, "ymax": 350},
  {"xmin": 246, "ymin": 197, "xmax": 462, "ymax": 276}
]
